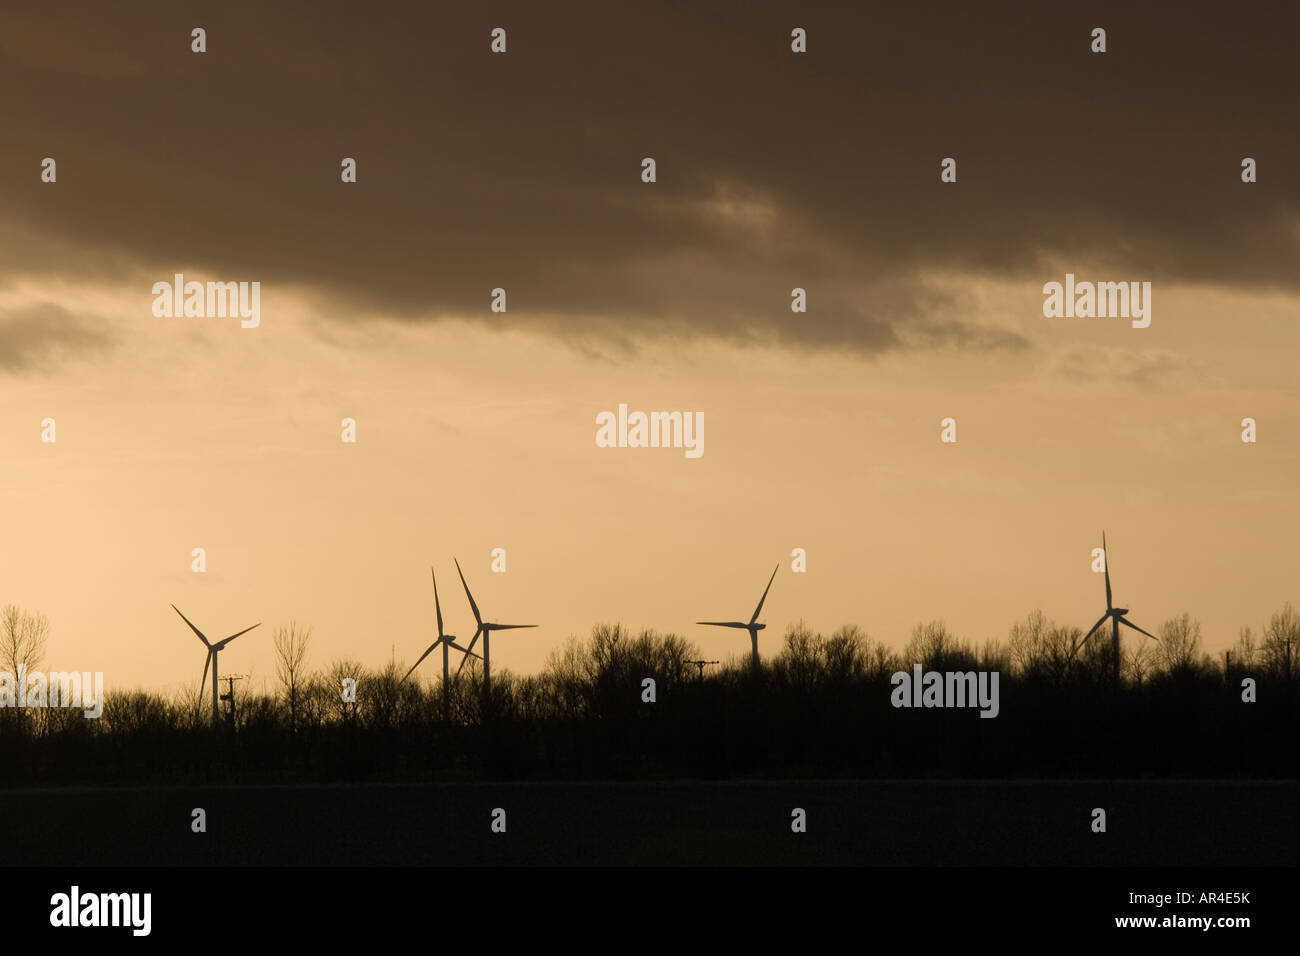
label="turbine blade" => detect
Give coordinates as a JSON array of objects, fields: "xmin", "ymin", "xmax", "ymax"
[
  {"xmin": 749, "ymin": 565, "xmax": 779, "ymax": 626},
  {"xmin": 200, "ymin": 650, "xmax": 211, "ymax": 697},
  {"xmin": 486, "ymin": 623, "xmax": 536, "ymax": 631},
  {"xmin": 1102, "ymin": 532, "xmax": 1113, "ymax": 611},
  {"xmin": 454, "ymin": 558, "xmax": 483, "ymax": 627},
  {"xmin": 1073, "ymin": 613, "xmax": 1110, "ymax": 657},
  {"xmin": 404, "ymin": 643, "xmax": 438, "ymax": 681},
  {"xmin": 697, "ymin": 621, "xmax": 749, "ymax": 628},
  {"xmin": 1119, "ymin": 617, "xmax": 1159, "ymax": 641},
  {"xmin": 214, "ymin": 623, "xmax": 260, "ymax": 650},
  {"xmin": 432, "ymin": 568, "xmax": 444, "ymax": 638},
  {"xmin": 448, "ymin": 641, "xmax": 483, "ymax": 661},
  {"xmin": 457, "ymin": 628, "xmax": 484, "ymax": 677},
  {"xmin": 172, "ymin": 604, "xmax": 211, "ymax": 647}
]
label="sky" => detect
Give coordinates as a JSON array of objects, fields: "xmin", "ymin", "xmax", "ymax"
[{"xmin": 1, "ymin": 1, "xmax": 1297, "ymax": 696}]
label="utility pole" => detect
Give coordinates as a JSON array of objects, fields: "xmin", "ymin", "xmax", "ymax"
[
  {"xmin": 686, "ymin": 660, "xmax": 719, "ymax": 678},
  {"xmin": 220, "ymin": 674, "xmax": 247, "ymax": 730}
]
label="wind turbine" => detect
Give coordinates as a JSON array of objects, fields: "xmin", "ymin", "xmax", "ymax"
[
  {"xmin": 403, "ymin": 569, "xmax": 481, "ymax": 717},
  {"xmin": 453, "ymin": 557, "xmax": 537, "ymax": 701},
  {"xmin": 171, "ymin": 604, "xmax": 260, "ymax": 726},
  {"xmin": 1072, "ymin": 532, "xmax": 1159, "ymax": 682},
  {"xmin": 697, "ymin": 564, "xmax": 778, "ymax": 675}
]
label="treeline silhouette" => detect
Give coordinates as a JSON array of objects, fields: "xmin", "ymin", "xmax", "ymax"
[{"xmin": 0, "ymin": 607, "xmax": 1297, "ymax": 785}]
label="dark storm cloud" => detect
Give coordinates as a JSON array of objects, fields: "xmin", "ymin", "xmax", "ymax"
[{"xmin": 1, "ymin": 1, "xmax": 1295, "ymax": 354}]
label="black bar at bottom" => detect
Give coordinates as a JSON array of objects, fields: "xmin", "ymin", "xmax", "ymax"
[{"xmin": 7, "ymin": 865, "xmax": 1287, "ymax": 941}]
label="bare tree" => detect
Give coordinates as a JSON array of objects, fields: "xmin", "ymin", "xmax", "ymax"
[
  {"xmin": 1157, "ymin": 613, "xmax": 1201, "ymax": 675},
  {"xmin": 977, "ymin": 637, "xmax": 1008, "ymax": 674},
  {"xmin": 1126, "ymin": 642, "xmax": 1155, "ymax": 686},
  {"xmin": 0, "ymin": 606, "xmax": 48, "ymax": 671},
  {"xmin": 0, "ymin": 605, "xmax": 49, "ymax": 731},
  {"xmin": 825, "ymin": 625, "xmax": 870, "ymax": 681},
  {"xmin": 272, "ymin": 621, "xmax": 311, "ymax": 732},
  {"xmin": 365, "ymin": 661, "xmax": 406, "ymax": 730},
  {"xmin": 1262, "ymin": 603, "xmax": 1299, "ymax": 679},
  {"xmin": 1009, "ymin": 610, "xmax": 1081, "ymax": 684},
  {"xmin": 1234, "ymin": 627, "xmax": 1257, "ymax": 668},
  {"xmin": 0, "ymin": 604, "xmax": 49, "ymax": 677},
  {"xmin": 778, "ymin": 622, "xmax": 825, "ymax": 689},
  {"xmin": 905, "ymin": 620, "xmax": 974, "ymax": 670},
  {"xmin": 1009, "ymin": 609, "xmax": 1050, "ymax": 675},
  {"xmin": 324, "ymin": 657, "xmax": 364, "ymax": 722},
  {"xmin": 543, "ymin": 637, "xmax": 594, "ymax": 719}
]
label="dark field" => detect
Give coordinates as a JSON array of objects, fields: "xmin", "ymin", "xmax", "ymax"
[{"xmin": 3, "ymin": 780, "xmax": 1295, "ymax": 866}]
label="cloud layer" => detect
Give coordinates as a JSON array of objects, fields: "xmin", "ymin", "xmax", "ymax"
[{"xmin": 2, "ymin": 1, "xmax": 1296, "ymax": 357}]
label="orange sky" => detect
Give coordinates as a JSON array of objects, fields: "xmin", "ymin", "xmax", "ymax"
[
  {"xmin": 1, "ymin": 273, "xmax": 1297, "ymax": 694},
  {"xmin": 1, "ymin": 2, "xmax": 1297, "ymax": 695}
]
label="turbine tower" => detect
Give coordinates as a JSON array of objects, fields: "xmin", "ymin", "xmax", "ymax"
[
  {"xmin": 697, "ymin": 564, "xmax": 778, "ymax": 676},
  {"xmin": 453, "ymin": 557, "xmax": 537, "ymax": 702},
  {"xmin": 1073, "ymin": 532, "xmax": 1159, "ymax": 682},
  {"xmin": 403, "ymin": 568, "xmax": 481, "ymax": 718},
  {"xmin": 171, "ymin": 604, "xmax": 260, "ymax": 726}
]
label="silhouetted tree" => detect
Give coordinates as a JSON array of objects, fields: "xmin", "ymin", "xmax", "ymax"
[
  {"xmin": 273, "ymin": 621, "xmax": 311, "ymax": 733},
  {"xmin": 0, "ymin": 604, "xmax": 48, "ymax": 678},
  {"xmin": 1158, "ymin": 613, "xmax": 1201, "ymax": 676},
  {"xmin": 1008, "ymin": 610, "xmax": 1075, "ymax": 683},
  {"xmin": 324, "ymin": 658, "xmax": 363, "ymax": 722},
  {"xmin": 0, "ymin": 605, "xmax": 48, "ymax": 731},
  {"xmin": 825, "ymin": 626, "xmax": 871, "ymax": 682},
  {"xmin": 1263, "ymin": 604, "xmax": 1299, "ymax": 679},
  {"xmin": 1234, "ymin": 627, "xmax": 1258, "ymax": 672},
  {"xmin": 905, "ymin": 620, "xmax": 975, "ymax": 670},
  {"xmin": 1127, "ymin": 642, "xmax": 1155, "ymax": 686},
  {"xmin": 1, "ymin": 611, "xmax": 1296, "ymax": 785}
]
